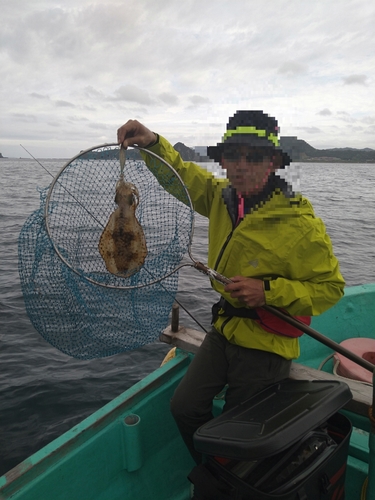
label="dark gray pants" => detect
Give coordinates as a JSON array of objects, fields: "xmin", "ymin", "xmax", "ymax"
[{"xmin": 170, "ymin": 329, "xmax": 291, "ymax": 464}]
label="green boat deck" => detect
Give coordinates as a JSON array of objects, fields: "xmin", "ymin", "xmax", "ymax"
[{"xmin": 1, "ymin": 283, "xmax": 374, "ymax": 499}]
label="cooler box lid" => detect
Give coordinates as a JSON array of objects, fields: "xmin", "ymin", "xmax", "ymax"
[{"xmin": 194, "ymin": 379, "xmax": 352, "ymax": 460}]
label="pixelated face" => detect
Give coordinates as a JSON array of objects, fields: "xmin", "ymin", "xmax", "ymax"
[{"xmin": 221, "ymin": 146, "xmax": 279, "ymax": 195}]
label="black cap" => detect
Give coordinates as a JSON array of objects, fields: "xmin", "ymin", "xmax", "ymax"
[{"xmin": 207, "ymin": 110, "xmax": 290, "ymax": 167}]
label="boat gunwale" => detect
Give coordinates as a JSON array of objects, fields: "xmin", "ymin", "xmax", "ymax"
[{"xmin": 0, "ymin": 351, "xmax": 191, "ymax": 496}]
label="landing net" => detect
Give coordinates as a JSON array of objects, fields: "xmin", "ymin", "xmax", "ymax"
[{"xmin": 18, "ymin": 145, "xmax": 194, "ymax": 359}]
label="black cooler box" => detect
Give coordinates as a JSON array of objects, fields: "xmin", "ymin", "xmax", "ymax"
[{"xmin": 190, "ymin": 379, "xmax": 352, "ymax": 500}]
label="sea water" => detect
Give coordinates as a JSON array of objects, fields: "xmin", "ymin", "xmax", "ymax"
[{"xmin": 0, "ymin": 158, "xmax": 374, "ymax": 475}]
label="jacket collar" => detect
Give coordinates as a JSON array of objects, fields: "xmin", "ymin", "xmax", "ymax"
[{"xmin": 222, "ymin": 174, "xmax": 295, "ymax": 226}]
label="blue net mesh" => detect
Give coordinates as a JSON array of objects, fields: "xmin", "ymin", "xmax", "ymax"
[{"xmin": 18, "ymin": 146, "xmax": 194, "ymax": 359}]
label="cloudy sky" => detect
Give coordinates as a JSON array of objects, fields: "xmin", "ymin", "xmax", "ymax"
[{"xmin": 1, "ymin": 0, "xmax": 374, "ymax": 158}]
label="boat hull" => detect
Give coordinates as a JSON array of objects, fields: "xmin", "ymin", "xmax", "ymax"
[{"xmin": 1, "ymin": 284, "xmax": 374, "ymax": 499}]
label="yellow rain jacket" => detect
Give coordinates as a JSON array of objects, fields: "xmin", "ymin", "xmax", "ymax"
[{"xmin": 146, "ymin": 136, "xmax": 345, "ymax": 360}]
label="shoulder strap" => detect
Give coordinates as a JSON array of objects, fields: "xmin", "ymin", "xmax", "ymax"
[{"xmin": 212, "ymin": 297, "xmax": 259, "ymax": 324}]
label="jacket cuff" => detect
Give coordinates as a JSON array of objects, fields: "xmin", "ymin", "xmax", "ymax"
[{"xmin": 145, "ymin": 133, "xmax": 159, "ymax": 149}]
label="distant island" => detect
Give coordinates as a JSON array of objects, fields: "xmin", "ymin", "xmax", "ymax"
[
  {"xmin": 19, "ymin": 138, "xmax": 374, "ymax": 164},
  {"xmin": 175, "ymin": 138, "xmax": 375, "ymax": 163},
  {"xmin": 173, "ymin": 143, "xmax": 208, "ymax": 161},
  {"xmin": 279, "ymin": 137, "xmax": 375, "ymax": 163}
]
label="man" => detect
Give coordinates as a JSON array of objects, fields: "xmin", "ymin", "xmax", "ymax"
[{"xmin": 118, "ymin": 110, "xmax": 345, "ymax": 464}]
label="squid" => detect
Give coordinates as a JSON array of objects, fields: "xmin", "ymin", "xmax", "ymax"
[{"xmin": 99, "ymin": 148, "xmax": 147, "ymax": 277}]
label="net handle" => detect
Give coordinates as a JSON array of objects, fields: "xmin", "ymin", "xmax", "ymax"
[{"xmin": 44, "ymin": 143, "xmax": 196, "ymax": 289}]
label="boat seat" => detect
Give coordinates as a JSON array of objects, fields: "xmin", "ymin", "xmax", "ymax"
[
  {"xmin": 289, "ymin": 363, "xmax": 372, "ymax": 417},
  {"xmin": 160, "ymin": 325, "xmax": 372, "ymax": 417}
]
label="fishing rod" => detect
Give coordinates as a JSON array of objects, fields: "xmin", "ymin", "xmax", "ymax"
[
  {"xmin": 20, "ymin": 144, "xmax": 55, "ymax": 177},
  {"xmin": 195, "ymin": 262, "xmax": 375, "ymax": 374},
  {"xmin": 20, "ymin": 145, "xmax": 105, "ymax": 228},
  {"xmin": 263, "ymin": 304, "xmax": 375, "ymax": 373}
]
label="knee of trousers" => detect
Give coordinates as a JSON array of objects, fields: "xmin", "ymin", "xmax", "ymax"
[{"xmin": 170, "ymin": 387, "xmax": 202, "ymax": 422}]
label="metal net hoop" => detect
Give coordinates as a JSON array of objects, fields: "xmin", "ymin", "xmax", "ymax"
[{"xmin": 44, "ymin": 144, "xmax": 195, "ymax": 289}]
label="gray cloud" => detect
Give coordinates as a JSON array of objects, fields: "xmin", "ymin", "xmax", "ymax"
[
  {"xmin": 297, "ymin": 127, "xmax": 322, "ymax": 134},
  {"xmin": 12, "ymin": 113, "xmax": 37, "ymax": 123},
  {"xmin": 343, "ymin": 74, "xmax": 368, "ymax": 85},
  {"xmin": 189, "ymin": 95, "xmax": 210, "ymax": 106},
  {"xmin": 318, "ymin": 109, "xmax": 332, "ymax": 116},
  {"xmin": 1, "ymin": 0, "xmax": 374, "ymax": 157},
  {"xmin": 55, "ymin": 100, "xmax": 76, "ymax": 108},
  {"xmin": 88, "ymin": 122, "xmax": 113, "ymax": 130},
  {"xmin": 82, "ymin": 105, "xmax": 97, "ymax": 112},
  {"xmin": 112, "ymin": 85, "xmax": 155, "ymax": 105},
  {"xmin": 361, "ymin": 116, "xmax": 375, "ymax": 125},
  {"xmin": 363, "ymin": 124, "xmax": 375, "ymax": 136},
  {"xmin": 84, "ymin": 86, "xmax": 105, "ymax": 99},
  {"xmin": 277, "ymin": 61, "xmax": 307, "ymax": 76},
  {"xmin": 30, "ymin": 93, "xmax": 50, "ymax": 100},
  {"xmin": 337, "ymin": 112, "xmax": 354, "ymax": 123},
  {"xmin": 158, "ymin": 93, "xmax": 179, "ymax": 106},
  {"xmin": 68, "ymin": 115, "xmax": 89, "ymax": 122}
]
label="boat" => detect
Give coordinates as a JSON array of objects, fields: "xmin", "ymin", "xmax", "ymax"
[{"xmin": 1, "ymin": 283, "xmax": 374, "ymax": 499}]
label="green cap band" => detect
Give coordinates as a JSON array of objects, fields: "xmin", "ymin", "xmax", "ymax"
[{"xmin": 222, "ymin": 126, "xmax": 279, "ymax": 147}]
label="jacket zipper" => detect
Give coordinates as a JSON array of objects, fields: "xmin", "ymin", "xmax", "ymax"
[
  {"xmin": 213, "ymin": 199, "xmax": 238, "ymax": 335},
  {"xmin": 213, "ymin": 230, "xmax": 235, "ymax": 336},
  {"xmin": 213, "ymin": 230, "xmax": 233, "ymax": 271}
]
